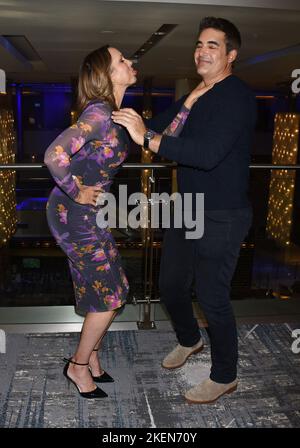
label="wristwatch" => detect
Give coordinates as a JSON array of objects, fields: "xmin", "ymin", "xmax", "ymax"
[{"xmin": 143, "ymin": 129, "xmax": 156, "ymax": 149}]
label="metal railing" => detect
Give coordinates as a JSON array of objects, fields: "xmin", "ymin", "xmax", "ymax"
[
  {"xmin": 1, "ymin": 162, "xmax": 300, "ymax": 329},
  {"xmin": 2, "ymin": 163, "xmax": 300, "ymax": 170},
  {"xmin": 1, "ymin": 162, "xmax": 177, "ymax": 329}
]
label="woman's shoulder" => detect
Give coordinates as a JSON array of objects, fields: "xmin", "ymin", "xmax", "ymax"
[
  {"xmin": 80, "ymin": 100, "xmax": 112, "ymax": 121},
  {"xmin": 85, "ymin": 99, "xmax": 112, "ymax": 112}
]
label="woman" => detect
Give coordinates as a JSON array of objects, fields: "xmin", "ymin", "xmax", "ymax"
[{"xmin": 44, "ymin": 45, "xmax": 196, "ymax": 399}]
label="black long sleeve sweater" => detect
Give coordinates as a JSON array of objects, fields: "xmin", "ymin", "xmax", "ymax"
[{"xmin": 148, "ymin": 75, "xmax": 257, "ymax": 210}]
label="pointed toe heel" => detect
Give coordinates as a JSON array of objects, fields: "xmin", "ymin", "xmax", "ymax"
[
  {"xmin": 91, "ymin": 370, "xmax": 114, "ymax": 383},
  {"xmin": 63, "ymin": 358, "xmax": 108, "ymax": 399},
  {"xmin": 89, "ymin": 348, "xmax": 114, "ymax": 383}
]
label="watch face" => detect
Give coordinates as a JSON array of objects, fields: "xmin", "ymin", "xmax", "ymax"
[{"xmin": 146, "ymin": 130, "xmax": 155, "ymax": 139}]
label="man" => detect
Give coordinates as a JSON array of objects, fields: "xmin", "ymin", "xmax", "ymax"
[{"xmin": 112, "ymin": 17, "xmax": 257, "ymax": 404}]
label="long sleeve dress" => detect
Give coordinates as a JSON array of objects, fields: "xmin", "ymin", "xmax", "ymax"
[{"xmin": 44, "ymin": 100, "xmax": 190, "ymax": 314}]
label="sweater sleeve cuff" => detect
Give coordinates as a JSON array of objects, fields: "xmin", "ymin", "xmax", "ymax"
[
  {"xmin": 157, "ymin": 135, "xmax": 181, "ymax": 162},
  {"xmin": 180, "ymin": 105, "xmax": 191, "ymax": 113}
]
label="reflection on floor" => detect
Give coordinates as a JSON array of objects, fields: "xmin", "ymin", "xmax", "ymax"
[{"xmin": 0, "ymin": 324, "xmax": 299, "ymax": 428}]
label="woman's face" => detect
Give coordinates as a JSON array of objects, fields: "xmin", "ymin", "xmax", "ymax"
[{"xmin": 108, "ymin": 47, "xmax": 137, "ymax": 88}]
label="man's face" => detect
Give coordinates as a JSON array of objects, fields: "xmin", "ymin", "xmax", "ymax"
[{"xmin": 194, "ymin": 27, "xmax": 237, "ymax": 80}]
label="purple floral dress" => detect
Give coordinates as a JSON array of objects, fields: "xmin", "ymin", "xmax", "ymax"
[{"xmin": 44, "ymin": 100, "xmax": 189, "ymax": 314}]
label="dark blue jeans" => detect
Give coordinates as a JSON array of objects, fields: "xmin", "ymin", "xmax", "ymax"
[{"xmin": 159, "ymin": 207, "xmax": 253, "ymax": 383}]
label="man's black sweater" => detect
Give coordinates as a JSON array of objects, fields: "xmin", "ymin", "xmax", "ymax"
[{"xmin": 148, "ymin": 75, "xmax": 257, "ymax": 210}]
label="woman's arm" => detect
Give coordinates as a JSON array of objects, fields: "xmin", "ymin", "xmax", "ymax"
[
  {"xmin": 162, "ymin": 105, "xmax": 190, "ymax": 137},
  {"xmin": 44, "ymin": 103, "xmax": 110, "ymax": 204},
  {"xmin": 145, "ymin": 97, "xmax": 186, "ymax": 133},
  {"xmin": 147, "ymin": 81, "xmax": 208, "ymax": 137},
  {"xmin": 111, "ymin": 82, "xmax": 213, "ymax": 148}
]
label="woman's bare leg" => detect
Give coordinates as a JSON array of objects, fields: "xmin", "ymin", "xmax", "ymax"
[
  {"xmin": 88, "ymin": 310, "xmax": 117, "ymax": 376},
  {"xmin": 67, "ymin": 310, "xmax": 115, "ymax": 392}
]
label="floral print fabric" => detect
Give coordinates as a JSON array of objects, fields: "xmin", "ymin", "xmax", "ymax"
[{"xmin": 45, "ymin": 100, "xmax": 190, "ymax": 314}]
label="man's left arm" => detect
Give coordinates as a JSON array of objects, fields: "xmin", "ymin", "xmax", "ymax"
[
  {"xmin": 155, "ymin": 92, "xmax": 256, "ymax": 171},
  {"xmin": 145, "ymin": 96, "xmax": 186, "ymax": 133}
]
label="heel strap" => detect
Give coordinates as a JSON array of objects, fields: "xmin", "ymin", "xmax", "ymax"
[{"xmin": 63, "ymin": 357, "xmax": 88, "ymax": 366}]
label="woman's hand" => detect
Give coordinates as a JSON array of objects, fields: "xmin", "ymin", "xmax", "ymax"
[
  {"xmin": 74, "ymin": 176, "xmax": 103, "ymax": 207},
  {"xmin": 184, "ymin": 81, "xmax": 214, "ymax": 109},
  {"xmin": 112, "ymin": 108, "xmax": 146, "ymax": 146}
]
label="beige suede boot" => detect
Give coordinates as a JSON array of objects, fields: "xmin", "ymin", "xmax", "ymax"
[
  {"xmin": 161, "ymin": 339, "xmax": 204, "ymax": 369},
  {"xmin": 185, "ymin": 378, "xmax": 238, "ymax": 404}
]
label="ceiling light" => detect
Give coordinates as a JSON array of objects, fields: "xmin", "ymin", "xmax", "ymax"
[{"xmin": 130, "ymin": 24, "xmax": 177, "ymax": 60}]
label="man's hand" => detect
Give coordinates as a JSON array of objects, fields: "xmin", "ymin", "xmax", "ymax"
[
  {"xmin": 74, "ymin": 176, "xmax": 103, "ymax": 206},
  {"xmin": 111, "ymin": 108, "xmax": 146, "ymax": 146}
]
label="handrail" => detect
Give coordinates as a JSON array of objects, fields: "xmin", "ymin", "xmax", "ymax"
[
  {"xmin": 1, "ymin": 160, "xmax": 299, "ymax": 329},
  {"xmin": 0, "ymin": 163, "xmax": 175, "ymax": 169},
  {"xmin": 1, "ymin": 163, "xmax": 300, "ymax": 170}
]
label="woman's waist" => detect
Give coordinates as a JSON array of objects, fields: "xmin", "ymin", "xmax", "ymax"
[{"xmin": 48, "ymin": 185, "xmax": 113, "ymax": 212}]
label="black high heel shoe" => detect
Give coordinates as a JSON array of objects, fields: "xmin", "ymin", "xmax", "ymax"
[
  {"xmin": 63, "ymin": 358, "xmax": 108, "ymax": 398},
  {"xmin": 89, "ymin": 349, "xmax": 114, "ymax": 383}
]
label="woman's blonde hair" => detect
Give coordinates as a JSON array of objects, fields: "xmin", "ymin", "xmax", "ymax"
[{"xmin": 77, "ymin": 45, "xmax": 117, "ymax": 114}]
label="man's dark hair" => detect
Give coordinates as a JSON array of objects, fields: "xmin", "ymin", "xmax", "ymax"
[{"xmin": 198, "ymin": 17, "xmax": 241, "ymax": 53}]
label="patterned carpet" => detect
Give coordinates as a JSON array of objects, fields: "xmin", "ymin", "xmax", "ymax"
[{"xmin": 0, "ymin": 323, "xmax": 300, "ymax": 428}]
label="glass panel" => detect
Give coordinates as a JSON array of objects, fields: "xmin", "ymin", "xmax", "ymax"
[
  {"xmin": 1, "ymin": 165, "xmax": 300, "ymax": 321},
  {"xmin": 0, "ymin": 168, "xmax": 146, "ymax": 307},
  {"xmin": 148, "ymin": 166, "xmax": 300, "ymax": 315}
]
